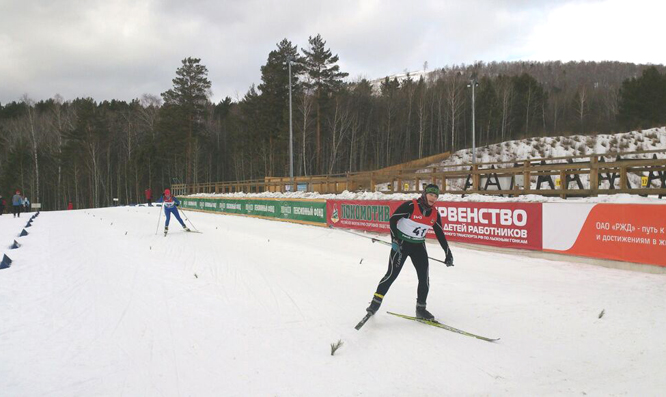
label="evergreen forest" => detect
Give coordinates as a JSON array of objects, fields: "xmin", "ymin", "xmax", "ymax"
[{"xmin": 2, "ymin": 34, "xmax": 666, "ymax": 209}]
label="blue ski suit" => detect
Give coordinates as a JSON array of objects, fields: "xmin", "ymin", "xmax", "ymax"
[{"xmin": 157, "ymin": 195, "xmax": 186, "ymax": 228}]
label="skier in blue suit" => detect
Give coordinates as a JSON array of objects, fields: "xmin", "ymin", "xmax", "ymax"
[{"xmin": 157, "ymin": 189, "xmax": 190, "ymax": 236}]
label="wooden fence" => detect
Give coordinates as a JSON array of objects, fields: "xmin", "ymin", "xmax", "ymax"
[{"xmin": 171, "ymin": 149, "xmax": 666, "ymax": 198}]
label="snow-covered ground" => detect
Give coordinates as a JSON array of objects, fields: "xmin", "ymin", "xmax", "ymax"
[
  {"xmin": 448, "ymin": 127, "xmax": 666, "ymax": 165},
  {"xmin": 2, "ymin": 207, "xmax": 666, "ymax": 396}
]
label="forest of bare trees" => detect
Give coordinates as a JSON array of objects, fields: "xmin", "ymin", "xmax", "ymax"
[{"xmin": 2, "ymin": 35, "xmax": 666, "ymax": 210}]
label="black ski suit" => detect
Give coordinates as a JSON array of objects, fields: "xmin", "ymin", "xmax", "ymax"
[{"xmin": 374, "ymin": 197, "xmax": 452, "ymax": 305}]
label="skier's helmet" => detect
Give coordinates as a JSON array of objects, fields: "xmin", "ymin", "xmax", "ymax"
[{"xmin": 164, "ymin": 189, "xmax": 171, "ymax": 196}]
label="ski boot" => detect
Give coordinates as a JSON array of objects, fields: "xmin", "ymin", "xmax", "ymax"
[
  {"xmin": 164, "ymin": 226, "xmax": 168, "ymax": 236},
  {"xmin": 183, "ymin": 225, "xmax": 191, "ymax": 232},
  {"xmin": 366, "ymin": 293, "xmax": 384, "ymax": 315},
  {"xmin": 416, "ymin": 302, "xmax": 435, "ymax": 321}
]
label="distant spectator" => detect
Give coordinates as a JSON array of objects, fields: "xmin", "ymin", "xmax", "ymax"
[
  {"xmin": 145, "ymin": 188, "xmax": 153, "ymax": 206},
  {"xmin": 67, "ymin": 201, "xmax": 74, "ymax": 210},
  {"xmin": 0, "ymin": 195, "xmax": 5, "ymax": 215},
  {"xmin": 23, "ymin": 196, "xmax": 31, "ymax": 212},
  {"xmin": 12, "ymin": 190, "xmax": 22, "ymax": 218}
]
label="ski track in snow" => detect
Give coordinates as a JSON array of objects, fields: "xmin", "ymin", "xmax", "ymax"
[{"xmin": 1, "ymin": 207, "xmax": 666, "ymax": 396}]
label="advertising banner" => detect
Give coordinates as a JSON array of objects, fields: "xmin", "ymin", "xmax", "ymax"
[
  {"xmin": 327, "ymin": 200, "xmax": 543, "ymax": 250},
  {"xmin": 543, "ymin": 203, "xmax": 666, "ymax": 266},
  {"xmin": 180, "ymin": 196, "xmax": 663, "ymax": 267},
  {"xmin": 179, "ymin": 197, "xmax": 327, "ymax": 225},
  {"xmin": 437, "ymin": 202, "xmax": 543, "ymax": 250},
  {"xmin": 327, "ymin": 200, "xmax": 399, "ymax": 233}
]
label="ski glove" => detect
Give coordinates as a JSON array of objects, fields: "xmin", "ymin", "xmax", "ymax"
[
  {"xmin": 444, "ymin": 249, "xmax": 454, "ymax": 267},
  {"xmin": 391, "ymin": 238, "xmax": 402, "ymax": 254}
]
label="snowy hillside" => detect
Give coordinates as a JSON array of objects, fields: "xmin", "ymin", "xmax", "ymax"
[
  {"xmin": 2, "ymin": 207, "xmax": 666, "ymax": 396},
  {"xmin": 446, "ymin": 127, "xmax": 666, "ymax": 166},
  {"xmin": 432, "ymin": 127, "xmax": 666, "ymax": 191}
]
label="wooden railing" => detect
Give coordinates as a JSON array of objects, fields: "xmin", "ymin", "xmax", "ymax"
[{"xmin": 172, "ymin": 149, "xmax": 666, "ymax": 198}]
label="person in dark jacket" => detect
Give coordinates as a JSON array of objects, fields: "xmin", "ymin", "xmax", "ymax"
[
  {"xmin": 145, "ymin": 188, "xmax": 153, "ymax": 206},
  {"xmin": 365, "ymin": 184, "xmax": 454, "ymax": 321},
  {"xmin": 12, "ymin": 190, "xmax": 22, "ymax": 218}
]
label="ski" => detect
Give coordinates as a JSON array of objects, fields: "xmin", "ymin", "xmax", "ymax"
[
  {"xmin": 185, "ymin": 229, "xmax": 202, "ymax": 234},
  {"xmin": 355, "ymin": 312, "xmax": 373, "ymax": 330},
  {"xmin": 387, "ymin": 311, "xmax": 499, "ymax": 342}
]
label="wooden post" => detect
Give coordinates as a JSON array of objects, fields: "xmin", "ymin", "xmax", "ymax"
[
  {"xmin": 559, "ymin": 170, "xmax": 567, "ymax": 199},
  {"xmin": 620, "ymin": 166, "xmax": 628, "ymax": 190},
  {"xmin": 397, "ymin": 170, "xmax": 403, "ymax": 192},
  {"xmin": 370, "ymin": 172, "xmax": 375, "ymax": 192},
  {"xmin": 589, "ymin": 156, "xmax": 598, "ymax": 196},
  {"xmin": 523, "ymin": 161, "xmax": 530, "ymax": 194},
  {"xmin": 432, "ymin": 167, "xmax": 437, "ymax": 184}
]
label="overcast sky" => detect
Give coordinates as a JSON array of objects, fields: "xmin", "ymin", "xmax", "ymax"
[{"xmin": 1, "ymin": 0, "xmax": 664, "ymax": 104}]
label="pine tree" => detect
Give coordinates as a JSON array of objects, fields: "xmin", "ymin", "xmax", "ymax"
[
  {"xmin": 301, "ymin": 34, "xmax": 348, "ymax": 174},
  {"xmin": 161, "ymin": 57, "xmax": 212, "ymax": 184},
  {"xmin": 618, "ymin": 66, "xmax": 666, "ymax": 129},
  {"xmin": 512, "ymin": 73, "xmax": 547, "ymax": 138},
  {"xmin": 257, "ymin": 39, "xmax": 303, "ymax": 176}
]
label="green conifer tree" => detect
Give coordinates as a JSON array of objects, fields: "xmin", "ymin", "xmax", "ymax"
[
  {"xmin": 301, "ymin": 34, "xmax": 348, "ymax": 174},
  {"xmin": 161, "ymin": 57, "xmax": 212, "ymax": 184}
]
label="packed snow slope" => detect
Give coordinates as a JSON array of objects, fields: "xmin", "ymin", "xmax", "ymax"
[{"xmin": 1, "ymin": 207, "xmax": 666, "ymax": 396}]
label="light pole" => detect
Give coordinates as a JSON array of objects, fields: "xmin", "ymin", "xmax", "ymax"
[
  {"xmin": 287, "ymin": 57, "xmax": 295, "ymax": 190},
  {"xmin": 467, "ymin": 78, "xmax": 478, "ymax": 164}
]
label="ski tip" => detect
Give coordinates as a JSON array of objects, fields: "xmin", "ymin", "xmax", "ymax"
[{"xmin": 354, "ymin": 312, "xmax": 373, "ymax": 330}]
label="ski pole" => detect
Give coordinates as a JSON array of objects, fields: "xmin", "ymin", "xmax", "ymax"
[
  {"xmin": 155, "ymin": 205, "xmax": 163, "ymax": 235},
  {"xmin": 179, "ymin": 207, "xmax": 199, "ymax": 232},
  {"xmin": 329, "ymin": 225, "xmax": 449, "ymax": 266},
  {"xmin": 330, "ymin": 225, "xmax": 392, "ymax": 246}
]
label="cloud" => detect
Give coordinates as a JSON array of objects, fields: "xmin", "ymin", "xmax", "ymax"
[
  {"xmin": 0, "ymin": 0, "xmax": 647, "ymax": 104},
  {"xmin": 523, "ymin": 0, "xmax": 666, "ymax": 64}
]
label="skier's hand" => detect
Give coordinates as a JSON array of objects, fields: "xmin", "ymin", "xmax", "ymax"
[
  {"xmin": 444, "ymin": 249, "xmax": 454, "ymax": 267},
  {"xmin": 391, "ymin": 238, "xmax": 402, "ymax": 254}
]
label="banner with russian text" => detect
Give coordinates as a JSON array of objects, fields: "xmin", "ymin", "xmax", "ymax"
[
  {"xmin": 179, "ymin": 197, "xmax": 327, "ymax": 225},
  {"xmin": 436, "ymin": 202, "xmax": 542, "ymax": 250},
  {"xmin": 543, "ymin": 203, "xmax": 666, "ymax": 266},
  {"xmin": 327, "ymin": 200, "xmax": 543, "ymax": 250},
  {"xmin": 327, "ymin": 200, "xmax": 399, "ymax": 233}
]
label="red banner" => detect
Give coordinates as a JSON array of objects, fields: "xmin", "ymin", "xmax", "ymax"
[
  {"xmin": 327, "ymin": 200, "xmax": 543, "ymax": 250},
  {"xmin": 544, "ymin": 203, "xmax": 666, "ymax": 266},
  {"xmin": 436, "ymin": 202, "xmax": 542, "ymax": 250},
  {"xmin": 327, "ymin": 200, "xmax": 401, "ymax": 233}
]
